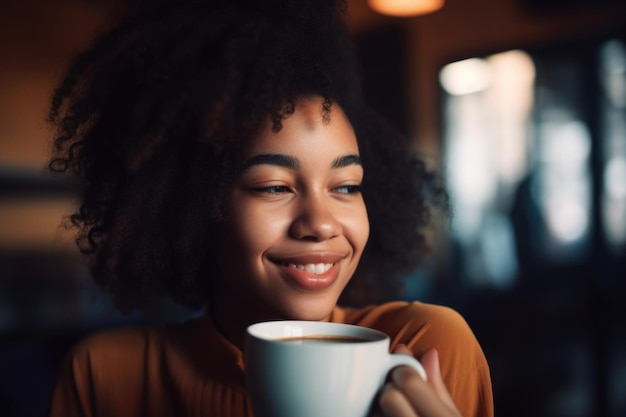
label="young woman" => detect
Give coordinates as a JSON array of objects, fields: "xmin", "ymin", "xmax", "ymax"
[{"xmin": 47, "ymin": 1, "xmax": 493, "ymax": 416}]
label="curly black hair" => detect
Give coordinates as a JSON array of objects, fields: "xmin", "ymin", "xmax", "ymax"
[{"xmin": 48, "ymin": 0, "xmax": 446, "ymax": 312}]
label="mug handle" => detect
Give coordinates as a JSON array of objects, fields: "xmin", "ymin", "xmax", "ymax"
[{"xmin": 386, "ymin": 352, "xmax": 428, "ymax": 381}]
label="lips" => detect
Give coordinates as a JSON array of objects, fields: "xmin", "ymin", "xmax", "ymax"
[{"xmin": 269, "ymin": 253, "xmax": 346, "ymax": 291}]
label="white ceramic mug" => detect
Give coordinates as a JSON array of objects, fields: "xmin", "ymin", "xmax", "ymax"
[{"xmin": 245, "ymin": 320, "xmax": 427, "ymax": 417}]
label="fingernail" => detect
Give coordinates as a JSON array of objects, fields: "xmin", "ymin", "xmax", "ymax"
[{"xmin": 393, "ymin": 343, "xmax": 410, "ymax": 354}]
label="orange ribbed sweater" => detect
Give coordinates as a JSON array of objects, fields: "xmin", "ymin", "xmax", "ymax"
[{"xmin": 49, "ymin": 301, "xmax": 494, "ymax": 417}]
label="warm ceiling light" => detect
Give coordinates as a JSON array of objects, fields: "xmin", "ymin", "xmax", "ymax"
[{"xmin": 368, "ymin": 0, "xmax": 444, "ymax": 17}]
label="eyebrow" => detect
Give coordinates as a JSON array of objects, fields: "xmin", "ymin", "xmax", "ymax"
[
  {"xmin": 242, "ymin": 154, "xmax": 299, "ymax": 170},
  {"xmin": 331, "ymin": 154, "xmax": 362, "ymax": 169},
  {"xmin": 242, "ymin": 153, "xmax": 362, "ymax": 171}
]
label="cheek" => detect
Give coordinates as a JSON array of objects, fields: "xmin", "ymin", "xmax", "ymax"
[
  {"xmin": 345, "ymin": 205, "xmax": 370, "ymax": 254},
  {"xmin": 225, "ymin": 203, "xmax": 287, "ymax": 259}
]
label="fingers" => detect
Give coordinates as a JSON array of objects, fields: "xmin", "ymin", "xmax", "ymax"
[
  {"xmin": 392, "ymin": 344, "xmax": 412, "ymax": 355},
  {"xmin": 378, "ymin": 347, "xmax": 462, "ymax": 417},
  {"xmin": 378, "ymin": 382, "xmax": 419, "ymax": 417},
  {"xmin": 419, "ymin": 349, "xmax": 458, "ymax": 412}
]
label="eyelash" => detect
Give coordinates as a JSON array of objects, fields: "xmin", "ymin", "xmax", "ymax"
[
  {"xmin": 256, "ymin": 185, "xmax": 291, "ymax": 195},
  {"xmin": 252, "ymin": 184, "xmax": 362, "ymax": 195}
]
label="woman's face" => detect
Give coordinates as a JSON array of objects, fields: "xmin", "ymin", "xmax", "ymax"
[{"xmin": 218, "ymin": 97, "xmax": 369, "ymax": 322}]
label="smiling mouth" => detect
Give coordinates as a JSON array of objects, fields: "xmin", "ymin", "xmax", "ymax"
[
  {"xmin": 282, "ymin": 263, "xmax": 335, "ymax": 275},
  {"xmin": 271, "ymin": 257, "xmax": 341, "ymax": 291}
]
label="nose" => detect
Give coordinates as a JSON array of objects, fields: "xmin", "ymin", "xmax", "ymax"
[{"xmin": 289, "ymin": 194, "xmax": 342, "ymax": 241}]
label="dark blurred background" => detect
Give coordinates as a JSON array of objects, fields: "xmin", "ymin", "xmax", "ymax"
[{"xmin": 1, "ymin": 0, "xmax": 625, "ymax": 416}]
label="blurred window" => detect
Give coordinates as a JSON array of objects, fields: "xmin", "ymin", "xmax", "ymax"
[
  {"xmin": 440, "ymin": 50, "xmax": 535, "ymax": 288},
  {"xmin": 600, "ymin": 39, "xmax": 626, "ymax": 252},
  {"xmin": 440, "ymin": 38, "xmax": 626, "ymax": 287}
]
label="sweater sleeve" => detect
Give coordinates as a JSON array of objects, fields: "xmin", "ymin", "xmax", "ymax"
[
  {"xmin": 48, "ymin": 340, "xmax": 97, "ymax": 417},
  {"xmin": 47, "ymin": 327, "xmax": 149, "ymax": 417}
]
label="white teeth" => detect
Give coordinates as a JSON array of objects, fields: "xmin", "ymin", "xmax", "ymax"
[{"xmin": 285, "ymin": 263, "xmax": 333, "ymax": 274}]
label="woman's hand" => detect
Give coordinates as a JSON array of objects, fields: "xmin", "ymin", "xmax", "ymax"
[{"xmin": 376, "ymin": 346, "xmax": 463, "ymax": 417}]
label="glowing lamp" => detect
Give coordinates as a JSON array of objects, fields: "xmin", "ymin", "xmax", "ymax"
[{"xmin": 368, "ymin": 0, "xmax": 445, "ymax": 17}]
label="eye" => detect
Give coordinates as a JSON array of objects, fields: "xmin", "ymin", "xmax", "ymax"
[
  {"xmin": 333, "ymin": 184, "xmax": 362, "ymax": 194},
  {"xmin": 254, "ymin": 185, "xmax": 292, "ymax": 195}
]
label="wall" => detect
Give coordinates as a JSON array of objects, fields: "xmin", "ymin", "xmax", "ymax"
[{"xmin": 0, "ymin": 0, "xmax": 127, "ymax": 251}]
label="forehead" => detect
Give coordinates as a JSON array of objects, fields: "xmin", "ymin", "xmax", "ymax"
[{"xmin": 242, "ymin": 99, "xmax": 359, "ymax": 158}]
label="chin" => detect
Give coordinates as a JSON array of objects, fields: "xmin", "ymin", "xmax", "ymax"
[{"xmin": 276, "ymin": 298, "xmax": 339, "ymax": 322}]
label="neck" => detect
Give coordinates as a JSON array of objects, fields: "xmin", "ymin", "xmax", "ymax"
[{"xmin": 209, "ymin": 297, "xmax": 284, "ymax": 352}]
